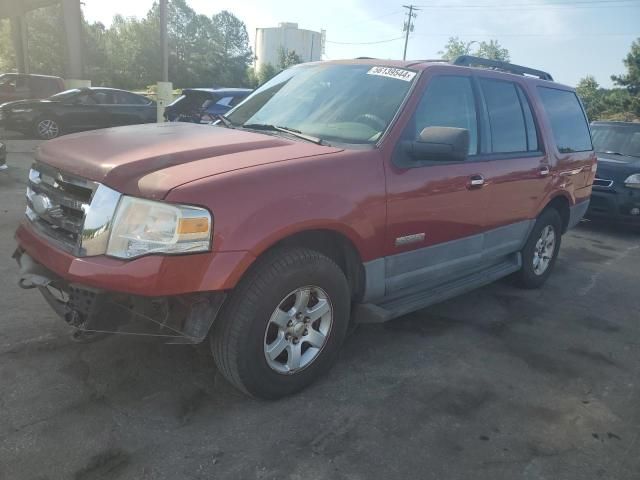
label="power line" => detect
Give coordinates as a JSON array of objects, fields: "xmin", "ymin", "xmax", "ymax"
[
  {"xmin": 414, "ymin": 32, "xmax": 639, "ymax": 36},
  {"xmin": 402, "ymin": 5, "xmax": 420, "ymax": 60},
  {"xmin": 412, "ymin": 0, "xmax": 640, "ymax": 8},
  {"xmin": 326, "ymin": 36, "xmax": 405, "ymax": 45}
]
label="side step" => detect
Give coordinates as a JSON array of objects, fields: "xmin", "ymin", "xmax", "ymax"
[{"xmin": 355, "ymin": 254, "xmax": 521, "ymax": 323}]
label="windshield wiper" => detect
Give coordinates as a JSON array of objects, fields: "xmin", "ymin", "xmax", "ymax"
[
  {"xmin": 242, "ymin": 123, "xmax": 325, "ymax": 145},
  {"xmin": 214, "ymin": 114, "xmax": 236, "ymax": 129}
]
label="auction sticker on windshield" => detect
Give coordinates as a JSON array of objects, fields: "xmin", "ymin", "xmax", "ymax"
[{"xmin": 367, "ymin": 66, "xmax": 416, "ymax": 82}]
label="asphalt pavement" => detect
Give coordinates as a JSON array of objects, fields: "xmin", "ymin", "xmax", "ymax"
[{"xmin": 0, "ymin": 143, "xmax": 638, "ymax": 480}]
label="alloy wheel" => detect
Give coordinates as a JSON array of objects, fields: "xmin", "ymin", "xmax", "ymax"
[
  {"xmin": 37, "ymin": 119, "xmax": 59, "ymax": 139},
  {"xmin": 263, "ymin": 286, "xmax": 333, "ymax": 374},
  {"xmin": 532, "ymin": 225, "xmax": 556, "ymax": 275}
]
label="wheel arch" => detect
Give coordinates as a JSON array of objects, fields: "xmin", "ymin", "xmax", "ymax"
[
  {"xmin": 229, "ymin": 227, "xmax": 366, "ymax": 302},
  {"xmin": 542, "ymin": 193, "xmax": 571, "ymax": 233}
]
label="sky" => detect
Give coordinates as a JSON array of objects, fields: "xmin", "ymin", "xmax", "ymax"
[{"xmin": 81, "ymin": 0, "xmax": 640, "ymax": 87}]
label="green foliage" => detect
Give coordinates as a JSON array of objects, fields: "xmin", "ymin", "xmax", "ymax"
[
  {"xmin": 0, "ymin": 2, "xmax": 253, "ymax": 90},
  {"xmin": 476, "ymin": 40, "xmax": 510, "ymax": 62},
  {"xmin": 611, "ymin": 38, "xmax": 640, "ymax": 117},
  {"xmin": 438, "ymin": 37, "xmax": 510, "ymax": 62},
  {"xmin": 247, "ymin": 63, "xmax": 278, "ymax": 88},
  {"xmin": 277, "ymin": 47, "xmax": 302, "ymax": 70},
  {"xmin": 576, "ymin": 75, "xmax": 638, "ymax": 121},
  {"xmin": 577, "ymin": 38, "xmax": 640, "ymax": 121}
]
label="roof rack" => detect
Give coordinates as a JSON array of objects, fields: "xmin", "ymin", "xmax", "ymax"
[{"xmin": 452, "ymin": 55, "xmax": 553, "ymax": 81}]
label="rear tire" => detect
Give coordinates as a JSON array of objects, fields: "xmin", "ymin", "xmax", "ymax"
[
  {"xmin": 512, "ymin": 208, "xmax": 563, "ymax": 289},
  {"xmin": 210, "ymin": 247, "xmax": 350, "ymax": 399}
]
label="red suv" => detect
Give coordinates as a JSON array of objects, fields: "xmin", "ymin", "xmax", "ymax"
[{"xmin": 15, "ymin": 57, "xmax": 595, "ymax": 398}]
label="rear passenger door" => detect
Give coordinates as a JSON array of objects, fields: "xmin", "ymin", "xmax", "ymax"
[{"xmin": 475, "ymin": 77, "xmax": 551, "ymax": 238}]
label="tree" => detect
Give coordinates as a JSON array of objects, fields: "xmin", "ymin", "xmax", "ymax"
[
  {"xmin": 277, "ymin": 47, "xmax": 302, "ymax": 70},
  {"xmin": 611, "ymin": 38, "xmax": 640, "ymax": 116},
  {"xmin": 576, "ymin": 75, "xmax": 605, "ymax": 120},
  {"xmin": 476, "ymin": 40, "xmax": 510, "ymax": 62},
  {"xmin": 210, "ymin": 11, "xmax": 253, "ymax": 87},
  {"xmin": 438, "ymin": 37, "xmax": 473, "ymax": 61},
  {"xmin": 439, "ymin": 37, "xmax": 510, "ymax": 62}
]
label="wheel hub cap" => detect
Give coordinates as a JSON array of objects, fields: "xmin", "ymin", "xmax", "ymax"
[
  {"xmin": 38, "ymin": 120, "xmax": 58, "ymax": 139},
  {"xmin": 533, "ymin": 225, "xmax": 556, "ymax": 275},
  {"xmin": 263, "ymin": 286, "xmax": 333, "ymax": 374}
]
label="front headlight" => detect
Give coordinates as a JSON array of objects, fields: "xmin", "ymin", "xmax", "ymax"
[
  {"xmin": 106, "ymin": 196, "xmax": 212, "ymax": 259},
  {"xmin": 624, "ymin": 173, "xmax": 640, "ymax": 189}
]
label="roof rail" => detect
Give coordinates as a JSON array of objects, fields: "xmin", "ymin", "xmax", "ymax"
[{"xmin": 452, "ymin": 55, "xmax": 553, "ymax": 81}]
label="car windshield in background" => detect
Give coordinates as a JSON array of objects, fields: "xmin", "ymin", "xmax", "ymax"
[
  {"xmin": 48, "ymin": 89, "xmax": 81, "ymax": 100},
  {"xmin": 591, "ymin": 123, "xmax": 640, "ymax": 158},
  {"xmin": 226, "ymin": 64, "xmax": 417, "ymax": 144}
]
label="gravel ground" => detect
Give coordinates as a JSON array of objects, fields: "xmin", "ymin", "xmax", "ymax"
[{"xmin": 0, "ymin": 145, "xmax": 638, "ymax": 480}]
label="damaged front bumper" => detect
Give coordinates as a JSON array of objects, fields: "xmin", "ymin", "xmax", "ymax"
[{"xmin": 14, "ymin": 248, "xmax": 226, "ymax": 344}]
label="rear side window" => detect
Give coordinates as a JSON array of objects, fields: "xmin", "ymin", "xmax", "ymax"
[
  {"xmin": 537, "ymin": 87, "xmax": 592, "ymax": 153},
  {"xmin": 479, "ymin": 79, "xmax": 529, "ymax": 153},
  {"xmin": 414, "ymin": 75, "xmax": 478, "ymax": 155}
]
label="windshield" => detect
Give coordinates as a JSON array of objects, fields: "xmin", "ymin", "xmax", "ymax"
[
  {"xmin": 226, "ymin": 64, "xmax": 417, "ymax": 144},
  {"xmin": 48, "ymin": 89, "xmax": 81, "ymax": 100},
  {"xmin": 591, "ymin": 123, "xmax": 640, "ymax": 158}
]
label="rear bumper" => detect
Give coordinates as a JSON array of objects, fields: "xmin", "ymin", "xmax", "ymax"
[
  {"xmin": 15, "ymin": 221, "xmax": 255, "ymax": 296},
  {"xmin": 587, "ymin": 188, "xmax": 640, "ymax": 225},
  {"xmin": 568, "ymin": 199, "xmax": 590, "ymax": 230}
]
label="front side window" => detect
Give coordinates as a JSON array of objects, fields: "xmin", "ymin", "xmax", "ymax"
[
  {"xmin": 412, "ymin": 75, "xmax": 478, "ymax": 155},
  {"xmin": 537, "ymin": 87, "xmax": 592, "ymax": 153},
  {"xmin": 226, "ymin": 64, "xmax": 416, "ymax": 145}
]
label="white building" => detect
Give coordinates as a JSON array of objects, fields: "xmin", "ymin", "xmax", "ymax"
[{"xmin": 254, "ymin": 23, "xmax": 324, "ymax": 70}]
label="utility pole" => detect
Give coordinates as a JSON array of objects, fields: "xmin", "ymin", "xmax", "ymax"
[
  {"xmin": 157, "ymin": 0, "xmax": 172, "ymax": 123},
  {"xmin": 402, "ymin": 5, "xmax": 419, "ymax": 61},
  {"xmin": 160, "ymin": 0, "xmax": 168, "ymax": 82}
]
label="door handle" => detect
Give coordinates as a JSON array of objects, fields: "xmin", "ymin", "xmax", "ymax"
[
  {"xmin": 539, "ymin": 166, "xmax": 550, "ymax": 177},
  {"xmin": 468, "ymin": 174, "xmax": 485, "ymax": 189}
]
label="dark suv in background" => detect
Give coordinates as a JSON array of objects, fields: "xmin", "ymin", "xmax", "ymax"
[
  {"xmin": 0, "ymin": 73, "xmax": 65, "ymax": 103},
  {"xmin": 588, "ymin": 121, "xmax": 640, "ymax": 225}
]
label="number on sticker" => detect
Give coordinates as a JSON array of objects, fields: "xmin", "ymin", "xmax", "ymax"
[{"xmin": 367, "ymin": 66, "xmax": 416, "ymax": 82}]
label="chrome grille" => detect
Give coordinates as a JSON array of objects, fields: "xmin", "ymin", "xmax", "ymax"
[
  {"xmin": 26, "ymin": 162, "xmax": 98, "ymax": 254},
  {"xmin": 593, "ymin": 177, "xmax": 614, "ymax": 188}
]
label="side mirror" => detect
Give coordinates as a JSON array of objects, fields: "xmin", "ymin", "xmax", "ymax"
[{"xmin": 403, "ymin": 126, "xmax": 469, "ymax": 162}]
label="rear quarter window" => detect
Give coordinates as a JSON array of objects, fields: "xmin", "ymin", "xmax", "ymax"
[{"xmin": 537, "ymin": 87, "xmax": 592, "ymax": 153}]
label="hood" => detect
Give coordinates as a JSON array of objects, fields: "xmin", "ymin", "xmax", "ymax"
[
  {"xmin": 596, "ymin": 153, "xmax": 640, "ymax": 181},
  {"xmin": 36, "ymin": 122, "xmax": 341, "ymax": 199}
]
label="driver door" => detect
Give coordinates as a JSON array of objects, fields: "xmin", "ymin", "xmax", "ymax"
[{"xmin": 383, "ymin": 74, "xmax": 492, "ymax": 295}]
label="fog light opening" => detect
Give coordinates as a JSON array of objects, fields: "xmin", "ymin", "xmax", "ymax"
[{"xmin": 630, "ymin": 207, "xmax": 640, "ymax": 216}]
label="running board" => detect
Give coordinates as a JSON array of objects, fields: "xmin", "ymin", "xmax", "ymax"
[{"xmin": 355, "ymin": 253, "xmax": 521, "ymax": 323}]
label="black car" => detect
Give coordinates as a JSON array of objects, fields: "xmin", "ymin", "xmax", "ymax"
[
  {"xmin": 588, "ymin": 121, "xmax": 640, "ymax": 225},
  {"xmin": 0, "ymin": 87, "xmax": 156, "ymax": 139}
]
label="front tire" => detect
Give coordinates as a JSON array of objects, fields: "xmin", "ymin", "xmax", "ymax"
[
  {"xmin": 34, "ymin": 117, "xmax": 61, "ymax": 140},
  {"xmin": 210, "ymin": 247, "xmax": 350, "ymax": 399},
  {"xmin": 512, "ymin": 208, "xmax": 562, "ymax": 289}
]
